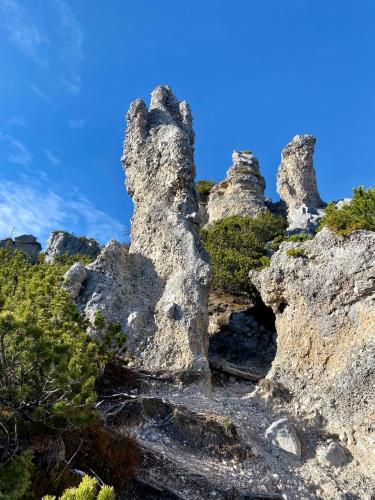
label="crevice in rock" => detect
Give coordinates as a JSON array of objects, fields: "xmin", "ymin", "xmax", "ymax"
[{"xmin": 208, "ymin": 297, "xmax": 277, "ymax": 378}]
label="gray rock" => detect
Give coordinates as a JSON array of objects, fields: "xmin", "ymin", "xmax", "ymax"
[
  {"xmin": 251, "ymin": 227, "xmax": 375, "ymax": 472},
  {"xmin": 0, "ymin": 234, "xmax": 41, "ymax": 263},
  {"xmin": 265, "ymin": 418, "xmax": 301, "ymax": 457},
  {"xmin": 71, "ymin": 86, "xmax": 211, "ymax": 383},
  {"xmin": 277, "ymin": 135, "xmax": 324, "ymax": 232},
  {"xmin": 206, "ymin": 150, "xmax": 268, "ymax": 224},
  {"xmin": 318, "ymin": 442, "xmax": 349, "ymax": 467},
  {"xmin": 63, "ymin": 262, "xmax": 88, "ymax": 299},
  {"xmin": 45, "ymin": 231, "xmax": 101, "ymax": 263}
]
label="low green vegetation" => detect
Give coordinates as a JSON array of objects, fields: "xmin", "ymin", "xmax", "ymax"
[
  {"xmin": 319, "ymin": 186, "xmax": 375, "ymax": 235},
  {"xmin": 195, "ymin": 179, "xmax": 216, "ymax": 202},
  {"xmin": 0, "ymin": 249, "xmax": 132, "ymax": 498},
  {"xmin": 201, "ymin": 213, "xmax": 287, "ymax": 296},
  {"xmin": 43, "ymin": 475, "xmax": 115, "ymax": 500},
  {"xmin": 286, "ymin": 247, "xmax": 305, "ymax": 258}
]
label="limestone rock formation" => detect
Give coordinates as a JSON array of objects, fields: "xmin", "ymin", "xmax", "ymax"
[
  {"xmin": 277, "ymin": 135, "xmax": 324, "ymax": 232},
  {"xmin": 70, "ymin": 86, "xmax": 211, "ymax": 382},
  {"xmin": 121, "ymin": 85, "xmax": 211, "ymax": 381},
  {"xmin": 207, "ymin": 151, "xmax": 268, "ymax": 224},
  {"xmin": 0, "ymin": 234, "xmax": 41, "ymax": 263},
  {"xmin": 45, "ymin": 231, "xmax": 101, "ymax": 263},
  {"xmin": 251, "ymin": 227, "xmax": 375, "ymax": 470}
]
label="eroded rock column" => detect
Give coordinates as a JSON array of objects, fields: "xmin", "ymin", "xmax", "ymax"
[
  {"xmin": 207, "ymin": 150, "xmax": 268, "ymax": 224},
  {"xmin": 277, "ymin": 135, "xmax": 324, "ymax": 232},
  {"xmin": 122, "ymin": 85, "xmax": 211, "ymax": 382}
]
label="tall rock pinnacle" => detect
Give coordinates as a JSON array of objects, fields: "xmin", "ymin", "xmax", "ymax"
[
  {"xmin": 207, "ymin": 150, "xmax": 268, "ymax": 224},
  {"xmin": 122, "ymin": 85, "xmax": 211, "ymax": 382},
  {"xmin": 277, "ymin": 135, "xmax": 324, "ymax": 231}
]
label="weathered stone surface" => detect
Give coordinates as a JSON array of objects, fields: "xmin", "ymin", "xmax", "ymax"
[
  {"xmin": 207, "ymin": 151, "xmax": 268, "ymax": 224},
  {"xmin": 121, "ymin": 85, "xmax": 211, "ymax": 381},
  {"xmin": 63, "ymin": 262, "xmax": 88, "ymax": 299},
  {"xmin": 45, "ymin": 231, "xmax": 101, "ymax": 263},
  {"xmin": 276, "ymin": 135, "xmax": 324, "ymax": 232},
  {"xmin": 71, "ymin": 86, "xmax": 211, "ymax": 382},
  {"xmin": 318, "ymin": 442, "xmax": 349, "ymax": 467},
  {"xmin": 251, "ymin": 227, "xmax": 375, "ymax": 469},
  {"xmin": 0, "ymin": 234, "xmax": 41, "ymax": 263},
  {"xmin": 265, "ymin": 418, "xmax": 301, "ymax": 457}
]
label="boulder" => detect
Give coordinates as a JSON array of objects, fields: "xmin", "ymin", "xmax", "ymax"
[
  {"xmin": 318, "ymin": 442, "xmax": 349, "ymax": 468},
  {"xmin": 251, "ymin": 227, "xmax": 375, "ymax": 470},
  {"xmin": 207, "ymin": 150, "xmax": 268, "ymax": 224},
  {"xmin": 276, "ymin": 135, "xmax": 324, "ymax": 232},
  {"xmin": 0, "ymin": 234, "xmax": 41, "ymax": 263},
  {"xmin": 265, "ymin": 418, "xmax": 301, "ymax": 457},
  {"xmin": 45, "ymin": 231, "xmax": 101, "ymax": 263}
]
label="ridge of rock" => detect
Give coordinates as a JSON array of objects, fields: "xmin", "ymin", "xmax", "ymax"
[{"xmin": 45, "ymin": 231, "xmax": 101, "ymax": 263}]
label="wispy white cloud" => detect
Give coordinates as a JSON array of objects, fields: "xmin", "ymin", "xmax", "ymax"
[
  {"xmin": 68, "ymin": 118, "xmax": 86, "ymax": 129},
  {"xmin": 0, "ymin": 132, "xmax": 32, "ymax": 166},
  {"xmin": 54, "ymin": 0, "xmax": 83, "ymax": 94},
  {"xmin": 44, "ymin": 148, "xmax": 61, "ymax": 167},
  {"xmin": 30, "ymin": 84, "xmax": 57, "ymax": 109},
  {"xmin": 0, "ymin": 0, "xmax": 49, "ymax": 66},
  {"xmin": 0, "ymin": 176, "xmax": 126, "ymax": 247},
  {"xmin": 7, "ymin": 114, "xmax": 29, "ymax": 128}
]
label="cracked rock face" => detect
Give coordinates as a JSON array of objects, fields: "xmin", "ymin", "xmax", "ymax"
[
  {"xmin": 251, "ymin": 227, "xmax": 375, "ymax": 471},
  {"xmin": 121, "ymin": 85, "xmax": 211, "ymax": 381},
  {"xmin": 0, "ymin": 235, "xmax": 41, "ymax": 263},
  {"xmin": 207, "ymin": 151, "xmax": 268, "ymax": 224},
  {"xmin": 277, "ymin": 135, "xmax": 324, "ymax": 232},
  {"xmin": 45, "ymin": 231, "xmax": 101, "ymax": 263}
]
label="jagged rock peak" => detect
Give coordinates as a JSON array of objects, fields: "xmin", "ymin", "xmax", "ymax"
[
  {"xmin": 206, "ymin": 150, "xmax": 268, "ymax": 224},
  {"xmin": 45, "ymin": 231, "xmax": 101, "ymax": 263}
]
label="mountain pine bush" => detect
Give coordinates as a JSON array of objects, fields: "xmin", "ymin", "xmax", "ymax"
[
  {"xmin": 319, "ymin": 186, "xmax": 375, "ymax": 235},
  {"xmin": 201, "ymin": 213, "xmax": 287, "ymax": 296}
]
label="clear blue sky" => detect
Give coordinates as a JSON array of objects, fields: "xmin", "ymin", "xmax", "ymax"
[{"xmin": 0, "ymin": 0, "xmax": 374, "ymax": 246}]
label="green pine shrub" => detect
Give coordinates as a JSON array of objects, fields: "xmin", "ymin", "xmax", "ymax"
[
  {"xmin": 195, "ymin": 180, "xmax": 216, "ymax": 202},
  {"xmin": 42, "ymin": 475, "xmax": 115, "ymax": 500},
  {"xmin": 201, "ymin": 213, "xmax": 287, "ymax": 296},
  {"xmin": 0, "ymin": 450, "xmax": 33, "ymax": 500},
  {"xmin": 319, "ymin": 186, "xmax": 375, "ymax": 235},
  {"xmin": 286, "ymin": 247, "xmax": 305, "ymax": 258}
]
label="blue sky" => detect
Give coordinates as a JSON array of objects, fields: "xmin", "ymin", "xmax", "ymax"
[{"xmin": 0, "ymin": 0, "xmax": 374, "ymax": 247}]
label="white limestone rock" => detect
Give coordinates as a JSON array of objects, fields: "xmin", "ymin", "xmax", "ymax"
[
  {"xmin": 277, "ymin": 135, "xmax": 324, "ymax": 232},
  {"xmin": 318, "ymin": 442, "xmax": 349, "ymax": 467},
  {"xmin": 265, "ymin": 418, "xmax": 301, "ymax": 457},
  {"xmin": 121, "ymin": 85, "xmax": 211, "ymax": 382},
  {"xmin": 45, "ymin": 231, "xmax": 101, "ymax": 263},
  {"xmin": 207, "ymin": 150, "xmax": 268, "ymax": 224}
]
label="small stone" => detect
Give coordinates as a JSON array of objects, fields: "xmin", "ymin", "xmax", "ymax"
[
  {"xmin": 318, "ymin": 442, "xmax": 349, "ymax": 467},
  {"xmin": 265, "ymin": 418, "xmax": 301, "ymax": 457}
]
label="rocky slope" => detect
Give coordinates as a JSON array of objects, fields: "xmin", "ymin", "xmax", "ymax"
[{"xmin": 0, "ymin": 234, "xmax": 41, "ymax": 263}]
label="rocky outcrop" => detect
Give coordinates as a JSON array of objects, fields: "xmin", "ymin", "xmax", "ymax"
[
  {"xmin": 69, "ymin": 86, "xmax": 211, "ymax": 383},
  {"xmin": 276, "ymin": 135, "xmax": 324, "ymax": 232},
  {"xmin": 121, "ymin": 85, "xmax": 211, "ymax": 382},
  {"xmin": 0, "ymin": 234, "xmax": 41, "ymax": 263},
  {"xmin": 207, "ymin": 151, "xmax": 268, "ymax": 224},
  {"xmin": 251, "ymin": 228, "xmax": 375, "ymax": 470},
  {"xmin": 45, "ymin": 231, "xmax": 101, "ymax": 263}
]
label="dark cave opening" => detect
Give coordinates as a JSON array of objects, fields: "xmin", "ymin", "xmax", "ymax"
[{"xmin": 208, "ymin": 298, "xmax": 277, "ymax": 377}]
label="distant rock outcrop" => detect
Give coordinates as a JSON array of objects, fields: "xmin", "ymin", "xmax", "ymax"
[
  {"xmin": 207, "ymin": 151, "xmax": 268, "ymax": 224},
  {"xmin": 0, "ymin": 234, "xmax": 41, "ymax": 263},
  {"xmin": 251, "ymin": 227, "xmax": 375, "ymax": 470},
  {"xmin": 45, "ymin": 231, "xmax": 101, "ymax": 263},
  {"xmin": 277, "ymin": 135, "xmax": 324, "ymax": 232}
]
